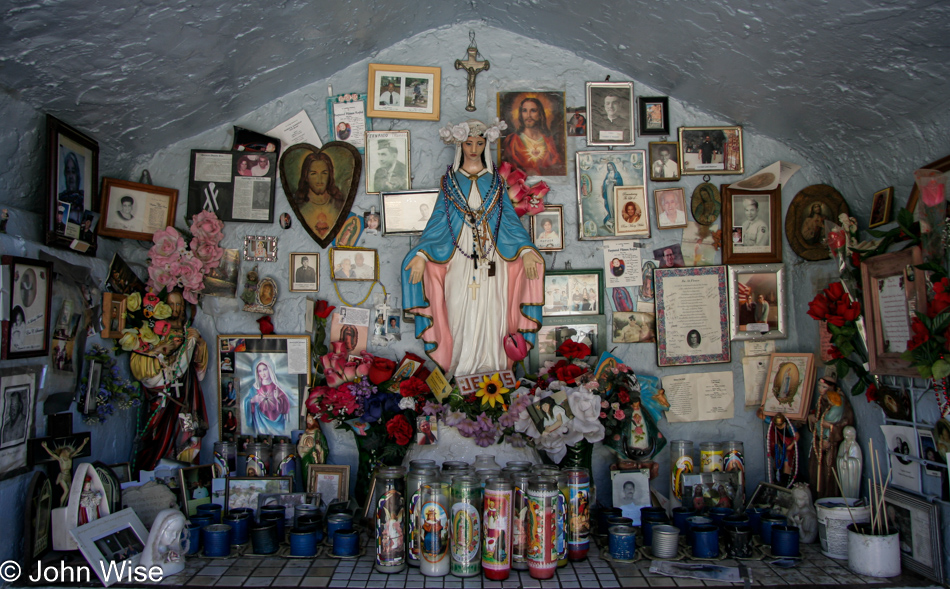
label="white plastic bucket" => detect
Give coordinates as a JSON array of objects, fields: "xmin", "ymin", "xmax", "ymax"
[
  {"xmin": 847, "ymin": 525, "xmax": 901, "ymax": 577},
  {"xmin": 815, "ymin": 497, "xmax": 870, "ymax": 559}
]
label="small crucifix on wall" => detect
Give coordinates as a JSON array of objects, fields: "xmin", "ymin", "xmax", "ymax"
[{"xmin": 455, "ymin": 31, "xmax": 490, "ymax": 112}]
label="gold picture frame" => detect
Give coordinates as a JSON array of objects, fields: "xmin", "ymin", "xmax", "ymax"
[
  {"xmin": 367, "ymin": 63, "xmax": 441, "ymax": 121},
  {"xmin": 307, "ymin": 464, "xmax": 350, "ymax": 504},
  {"xmin": 101, "ymin": 293, "xmax": 127, "ymax": 339}
]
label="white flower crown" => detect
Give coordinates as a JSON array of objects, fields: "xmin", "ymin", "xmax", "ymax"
[{"xmin": 439, "ymin": 118, "xmax": 508, "ymax": 145}]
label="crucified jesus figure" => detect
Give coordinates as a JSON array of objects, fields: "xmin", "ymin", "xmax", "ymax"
[
  {"xmin": 455, "ymin": 45, "xmax": 489, "ymax": 112},
  {"xmin": 42, "ymin": 438, "xmax": 89, "ymax": 505}
]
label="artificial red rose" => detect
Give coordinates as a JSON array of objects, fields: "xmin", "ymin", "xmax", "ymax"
[
  {"xmin": 399, "ymin": 377, "xmax": 429, "ymax": 398},
  {"xmin": 829, "ymin": 346, "xmax": 844, "ymax": 360},
  {"xmin": 824, "ymin": 282, "xmax": 845, "ymax": 302},
  {"xmin": 555, "ymin": 363, "xmax": 587, "ymax": 385},
  {"xmin": 908, "ymin": 317, "xmax": 930, "ymax": 350},
  {"xmin": 368, "ymin": 356, "xmax": 397, "ymax": 385},
  {"xmin": 865, "ymin": 384, "xmax": 878, "ymax": 404},
  {"xmin": 386, "ymin": 414, "xmax": 414, "ymax": 446},
  {"xmin": 315, "ymin": 300, "xmax": 336, "ymax": 319},
  {"xmin": 557, "ymin": 340, "xmax": 591, "ymax": 360},
  {"xmin": 465, "ymin": 393, "xmax": 478, "ymax": 404},
  {"xmin": 414, "ymin": 366, "xmax": 432, "ymax": 382},
  {"xmin": 851, "ymin": 252, "xmax": 861, "ymax": 268},
  {"xmin": 826, "ymin": 314, "xmax": 847, "ymax": 328},
  {"xmin": 256, "ymin": 316, "xmax": 275, "ymax": 335},
  {"xmin": 930, "ymin": 278, "xmax": 950, "ymax": 316},
  {"xmin": 841, "ymin": 301, "xmax": 861, "ymax": 322},
  {"xmin": 827, "ymin": 229, "xmax": 846, "ymax": 250},
  {"xmin": 807, "ymin": 293, "xmax": 830, "ymax": 321},
  {"xmin": 617, "ymin": 390, "xmax": 630, "ymax": 404}
]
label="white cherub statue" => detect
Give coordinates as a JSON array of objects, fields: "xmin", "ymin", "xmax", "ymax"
[
  {"xmin": 785, "ymin": 482, "xmax": 818, "ymax": 544},
  {"xmin": 140, "ymin": 509, "xmax": 189, "ymax": 575}
]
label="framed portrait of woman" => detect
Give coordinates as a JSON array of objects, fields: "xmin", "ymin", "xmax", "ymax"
[
  {"xmin": 278, "ymin": 142, "xmax": 362, "ymax": 249},
  {"xmin": 216, "ymin": 336, "xmax": 311, "ymax": 441},
  {"xmin": 2, "ymin": 257, "xmax": 53, "ymax": 360}
]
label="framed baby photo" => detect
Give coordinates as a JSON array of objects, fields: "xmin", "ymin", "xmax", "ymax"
[
  {"xmin": 654, "ymin": 188, "xmax": 688, "ymax": 230},
  {"xmin": 326, "ymin": 92, "xmax": 372, "ymax": 153},
  {"xmin": 530, "ymin": 315, "xmax": 607, "ymax": 372},
  {"xmin": 869, "ymin": 186, "xmax": 894, "ymax": 228},
  {"xmin": 381, "ymin": 189, "xmax": 439, "ymax": 236},
  {"xmin": 530, "ymin": 205, "xmax": 564, "ymax": 252},
  {"xmin": 45, "ymin": 115, "xmax": 99, "ymax": 255},
  {"xmin": 289, "ymin": 252, "xmax": 319, "ymax": 292},
  {"xmin": 586, "ymin": 81, "xmax": 635, "ymax": 147},
  {"xmin": 243, "ymin": 235, "xmax": 277, "ymax": 262},
  {"xmin": 638, "ymin": 96, "xmax": 670, "ymax": 136},
  {"xmin": 614, "ymin": 186, "xmax": 650, "ymax": 238},
  {"xmin": 722, "ymin": 184, "xmax": 783, "ymax": 264},
  {"xmin": 367, "ymin": 63, "xmax": 441, "ymax": 121},
  {"xmin": 329, "ymin": 247, "xmax": 378, "ymax": 281},
  {"xmin": 678, "ymin": 126, "xmax": 744, "ymax": 175},
  {"xmin": 1, "ymin": 257, "xmax": 53, "ymax": 360},
  {"xmin": 648, "ymin": 141, "xmax": 681, "ymax": 182},
  {"xmin": 365, "ymin": 131, "xmax": 411, "ymax": 194},
  {"xmin": 97, "ymin": 178, "xmax": 178, "ymax": 241},
  {"xmin": 727, "ymin": 264, "xmax": 787, "ymax": 341},
  {"xmin": 542, "ymin": 269, "xmax": 604, "ymax": 317}
]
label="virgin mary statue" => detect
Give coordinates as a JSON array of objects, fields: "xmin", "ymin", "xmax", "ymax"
[{"xmin": 402, "ymin": 119, "xmax": 544, "ymax": 377}]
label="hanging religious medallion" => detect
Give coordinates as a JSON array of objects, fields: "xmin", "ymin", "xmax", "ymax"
[
  {"xmin": 278, "ymin": 142, "xmax": 362, "ymax": 249},
  {"xmin": 785, "ymin": 184, "xmax": 849, "ymax": 261},
  {"xmin": 690, "ymin": 181, "xmax": 721, "ymax": 225}
]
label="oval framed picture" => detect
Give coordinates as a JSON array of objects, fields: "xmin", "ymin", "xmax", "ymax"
[{"xmin": 785, "ymin": 184, "xmax": 850, "ymax": 261}]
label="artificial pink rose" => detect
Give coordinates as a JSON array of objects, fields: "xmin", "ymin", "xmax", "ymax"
[
  {"xmin": 190, "ymin": 211, "xmax": 225, "ymax": 242},
  {"xmin": 508, "ymin": 179, "xmax": 528, "ymax": 204},
  {"xmin": 497, "ymin": 161, "xmax": 514, "ymax": 181},
  {"xmin": 148, "ymin": 265, "xmax": 178, "ymax": 291},
  {"xmin": 322, "ymin": 353, "xmax": 349, "ymax": 387},
  {"xmin": 150, "ymin": 227, "xmax": 185, "ymax": 259},
  {"xmin": 613, "ymin": 409, "xmax": 625, "ymax": 420},
  {"xmin": 178, "ymin": 256, "xmax": 205, "ymax": 291},
  {"xmin": 192, "ymin": 240, "xmax": 224, "ymax": 270},
  {"xmin": 527, "ymin": 181, "xmax": 550, "ymax": 200},
  {"xmin": 330, "ymin": 341, "xmax": 348, "ymax": 354},
  {"xmin": 182, "ymin": 288, "xmax": 199, "ymax": 304}
]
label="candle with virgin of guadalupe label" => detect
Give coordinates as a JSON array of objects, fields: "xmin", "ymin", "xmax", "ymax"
[{"xmin": 450, "ymin": 475, "xmax": 481, "ymax": 577}]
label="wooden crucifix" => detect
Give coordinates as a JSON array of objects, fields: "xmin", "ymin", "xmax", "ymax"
[{"xmin": 455, "ymin": 33, "xmax": 489, "ymax": 112}]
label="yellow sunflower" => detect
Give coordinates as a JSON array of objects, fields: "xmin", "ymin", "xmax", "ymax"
[{"xmin": 475, "ymin": 373, "xmax": 509, "ymax": 409}]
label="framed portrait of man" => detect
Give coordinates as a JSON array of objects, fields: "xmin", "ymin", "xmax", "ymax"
[
  {"xmin": 98, "ymin": 178, "xmax": 178, "ymax": 241},
  {"xmin": 586, "ymin": 82, "xmax": 635, "ymax": 147},
  {"xmin": 365, "ymin": 131, "xmax": 411, "ymax": 194},
  {"xmin": 497, "ymin": 91, "xmax": 567, "ymax": 176},
  {"xmin": 649, "ymin": 141, "xmax": 681, "ymax": 182},
  {"xmin": 289, "ymin": 252, "xmax": 319, "ymax": 292},
  {"xmin": 722, "ymin": 185, "xmax": 783, "ymax": 264},
  {"xmin": 45, "ymin": 115, "xmax": 99, "ymax": 255},
  {"xmin": 678, "ymin": 126, "xmax": 744, "ymax": 175}
]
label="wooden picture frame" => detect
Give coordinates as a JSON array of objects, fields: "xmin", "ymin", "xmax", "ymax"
[
  {"xmin": 586, "ymin": 81, "xmax": 635, "ymax": 147},
  {"xmin": 905, "ymin": 153, "xmax": 950, "ymax": 214},
  {"xmin": 365, "ymin": 130, "xmax": 411, "ymax": 194},
  {"xmin": 654, "ymin": 187, "xmax": 688, "ymax": 230},
  {"xmin": 860, "ymin": 247, "xmax": 927, "ymax": 377},
  {"xmin": 882, "ymin": 486, "xmax": 944, "ymax": 583},
  {"xmin": 1, "ymin": 257, "xmax": 53, "ymax": 360},
  {"xmin": 530, "ymin": 205, "xmax": 564, "ymax": 252},
  {"xmin": 678, "ymin": 126, "xmax": 744, "ymax": 175},
  {"xmin": 216, "ymin": 336, "xmax": 311, "ymax": 442},
  {"xmin": 97, "ymin": 178, "xmax": 178, "ymax": 241},
  {"xmin": 326, "ymin": 92, "xmax": 373, "ymax": 154},
  {"xmin": 575, "ymin": 150, "xmax": 646, "ymax": 240},
  {"xmin": 759, "ymin": 352, "xmax": 816, "ymax": 421},
  {"xmin": 381, "ymin": 189, "xmax": 438, "ymax": 236},
  {"xmin": 72, "ymin": 508, "xmax": 149, "ymax": 587},
  {"xmin": 243, "ymin": 235, "xmax": 277, "ymax": 262},
  {"xmin": 869, "ymin": 186, "xmax": 894, "ymax": 228},
  {"xmin": 100, "ymin": 293, "xmax": 127, "ymax": 339},
  {"xmin": 225, "ymin": 477, "xmax": 293, "ymax": 518},
  {"xmin": 648, "ymin": 141, "xmax": 681, "ymax": 182},
  {"xmin": 542, "ymin": 269, "xmax": 604, "ymax": 317},
  {"xmin": 654, "ymin": 266, "xmax": 731, "ymax": 366},
  {"xmin": 638, "ymin": 96, "xmax": 670, "ymax": 136},
  {"xmin": 177, "ymin": 464, "xmax": 215, "ymax": 516},
  {"xmin": 45, "ymin": 114, "xmax": 99, "ymax": 255},
  {"xmin": 367, "ymin": 63, "xmax": 441, "ymax": 121},
  {"xmin": 727, "ymin": 264, "xmax": 787, "ymax": 340},
  {"xmin": 785, "ymin": 184, "xmax": 850, "ymax": 262},
  {"xmin": 721, "ymin": 184, "xmax": 783, "ymax": 264},
  {"xmin": 329, "ymin": 247, "xmax": 378, "ymax": 282},
  {"xmin": 289, "ymin": 252, "xmax": 319, "ymax": 292},
  {"xmin": 307, "ymin": 464, "xmax": 350, "ymax": 503},
  {"xmin": 531, "ymin": 315, "xmax": 608, "ymax": 373}
]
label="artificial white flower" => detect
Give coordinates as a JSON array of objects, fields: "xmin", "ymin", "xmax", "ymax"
[
  {"xmin": 451, "ymin": 122, "xmax": 471, "ymax": 142},
  {"xmin": 398, "ymin": 396, "xmax": 417, "ymax": 411}
]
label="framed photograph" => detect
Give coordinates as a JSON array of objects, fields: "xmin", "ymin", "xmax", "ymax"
[
  {"xmin": 333, "ymin": 213, "xmax": 363, "ymax": 248},
  {"xmin": 2, "ymin": 257, "xmax": 53, "ymax": 359},
  {"xmin": 653, "ymin": 244, "xmax": 685, "ymax": 269},
  {"xmin": 566, "ymin": 106, "xmax": 587, "ymax": 137},
  {"xmin": 747, "ymin": 482, "xmax": 795, "ymax": 515},
  {"xmin": 860, "ymin": 247, "xmax": 927, "ymax": 377},
  {"xmin": 330, "ymin": 247, "xmax": 378, "ymax": 281},
  {"xmin": 109, "ymin": 462, "xmax": 132, "ymax": 484},
  {"xmin": 722, "ymin": 184, "xmax": 783, "ymax": 264},
  {"xmin": 326, "ymin": 92, "xmax": 372, "ymax": 153},
  {"xmin": 72, "ymin": 508, "xmax": 148, "ymax": 587},
  {"xmin": 187, "ymin": 149, "xmax": 277, "ymax": 223},
  {"xmin": 542, "ymin": 269, "xmax": 604, "ymax": 316},
  {"xmin": 678, "ymin": 126, "xmax": 744, "ymax": 175},
  {"xmin": 497, "ymin": 91, "xmax": 567, "ymax": 176},
  {"xmin": 530, "ymin": 205, "xmax": 564, "ymax": 251},
  {"xmin": 883, "ymin": 486, "xmax": 944, "ymax": 583},
  {"xmin": 177, "ymin": 464, "xmax": 214, "ymax": 516},
  {"xmin": 97, "ymin": 178, "xmax": 177, "ymax": 241},
  {"xmin": 654, "ymin": 188, "xmax": 688, "ymax": 230},
  {"xmin": 225, "ymin": 477, "xmax": 293, "ymax": 518},
  {"xmin": 611, "ymin": 311, "xmax": 656, "ymax": 344},
  {"xmin": 905, "ymin": 153, "xmax": 950, "ymax": 213},
  {"xmin": 203, "ymin": 248, "xmax": 241, "ymax": 298},
  {"xmin": 307, "ymin": 464, "xmax": 350, "ymax": 503},
  {"xmin": 367, "ymin": 63, "xmax": 441, "ymax": 120},
  {"xmin": 638, "ymin": 96, "xmax": 670, "ymax": 136},
  {"xmin": 365, "ymin": 131, "xmax": 411, "ymax": 194},
  {"xmin": 612, "ymin": 470, "xmax": 651, "ymax": 521},
  {"xmin": 648, "ymin": 141, "xmax": 680, "ymax": 182},
  {"xmin": 531, "ymin": 315, "xmax": 607, "ymax": 372},
  {"xmin": 586, "ymin": 82, "xmax": 635, "ymax": 146},
  {"xmin": 216, "ymin": 336, "xmax": 311, "ymax": 441},
  {"xmin": 869, "ymin": 186, "xmax": 894, "ymax": 228},
  {"xmin": 100, "ymin": 293, "xmax": 127, "ymax": 339},
  {"xmin": 0, "ymin": 367, "xmax": 37, "ymax": 475},
  {"xmin": 381, "ymin": 189, "xmax": 439, "ymax": 235},
  {"xmin": 575, "ymin": 150, "xmax": 646, "ymax": 240},
  {"xmin": 785, "ymin": 184, "xmax": 850, "ymax": 262},
  {"xmin": 289, "ymin": 252, "xmax": 319, "ymax": 292},
  {"xmin": 526, "ymin": 391, "xmax": 575, "ymax": 433},
  {"xmin": 45, "ymin": 115, "xmax": 99, "ymax": 255},
  {"xmin": 918, "ymin": 430, "xmax": 945, "ymax": 477},
  {"xmin": 277, "ymin": 141, "xmax": 362, "ymax": 249},
  {"xmin": 654, "ymin": 266, "xmax": 731, "ymax": 366},
  {"xmin": 107, "ymin": 253, "xmax": 146, "ymax": 295},
  {"xmin": 728, "ymin": 264, "xmax": 787, "ymax": 340},
  {"xmin": 243, "ymin": 235, "xmax": 277, "ymax": 262},
  {"xmin": 759, "ymin": 353, "xmax": 816, "ymax": 420},
  {"xmin": 614, "ymin": 186, "xmax": 650, "ymax": 237}
]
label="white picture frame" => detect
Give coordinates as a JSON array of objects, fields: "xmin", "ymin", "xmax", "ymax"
[{"xmin": 71, "ymin": 508, "xmax": 149, "ymax": 587}]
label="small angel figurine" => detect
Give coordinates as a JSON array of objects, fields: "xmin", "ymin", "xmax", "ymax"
[{"xmin": 785, "ymin": 483, "xmax": 818, "ymax": 544}]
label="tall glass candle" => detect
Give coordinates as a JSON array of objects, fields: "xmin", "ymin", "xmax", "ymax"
[
  {"xmin": 482, "ymin": 478, "xmax": 512, "ymax": 580},
  {"xmin": 419, "ymin": 482, "xmax": 450, "ymax": 576}
]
